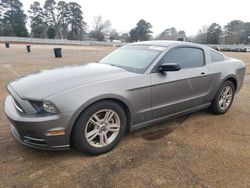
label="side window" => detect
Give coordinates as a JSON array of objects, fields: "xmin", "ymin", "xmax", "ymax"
[
  {"xmin": 210, "ymin": 50, "xmax": 225, "ymax": 62},
  {"xmin": 161, "ymin": 47, "xmax": 205, "ymax": 69}
]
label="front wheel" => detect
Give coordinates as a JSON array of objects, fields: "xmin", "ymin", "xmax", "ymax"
[
  {"xmin": 210, "ymin": 81, "xmax": 235, "ymax": 114},
  {"xmin": 72, "ymin": 101, "xmax": 127, "ymax": 155}
]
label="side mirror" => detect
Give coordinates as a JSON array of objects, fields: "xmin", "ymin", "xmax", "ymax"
[{"xmin": 157, "ymin": 63, "xmax": 181, "ymax": 72}]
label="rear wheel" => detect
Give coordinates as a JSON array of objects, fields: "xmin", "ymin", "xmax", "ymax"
[
  {"xmin": 210, "ymin": 81, "xmax": 235, "ymax": 114},
  {"xmin": 73, "ymin": 101, "xmax": 126, "ymax": 155}
]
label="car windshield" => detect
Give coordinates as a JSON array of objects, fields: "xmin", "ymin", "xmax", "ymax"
[{"xmin": 99, "ymin": 45, "xmax": 164, "ymax": 73}]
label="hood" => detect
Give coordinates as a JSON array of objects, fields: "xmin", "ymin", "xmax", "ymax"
[{"xmin": 9, "ymin": 63, "xmax": 135, "ymax": 99}]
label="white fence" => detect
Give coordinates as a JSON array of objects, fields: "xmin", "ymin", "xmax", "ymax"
[
  {"xmin": 1, "ymin": 37, "xmax": 249, "ymax": 48},
  {"xmin": 0, "ymin": 36, "xmax": 124, "ymax": 46}
]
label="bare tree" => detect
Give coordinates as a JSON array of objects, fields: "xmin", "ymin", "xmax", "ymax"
[
  {"xmin": 109, "ymin": 29, "xmax": 119, "ymax": 41},
  {"xmin": 90, "ymin": 15, "xmax": 111, "ymax": 41},
  {"xmin": 93, "ymin": 16, "xmax": 111, "ymax": 34},
  {"xmin": 193, "ymin": 25, "xmax": 209, "ymax": 44}
]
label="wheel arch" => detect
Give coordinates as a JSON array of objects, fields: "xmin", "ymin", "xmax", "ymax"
[
  {"xmin": 222, "ymin": 75, "xmax": 238, "ymax": 91},
  {"xmin": 210, "ymin": 75, "xmax": 237, "ymax": 114},
  {"xmin": 68, "ymin": 95, "xmax": 133, "ymax": 145}
]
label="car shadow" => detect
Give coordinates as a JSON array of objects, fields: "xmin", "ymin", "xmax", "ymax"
[{"xmin": 128, "ymin": 108, "xmax": 211, "ymax": 141}]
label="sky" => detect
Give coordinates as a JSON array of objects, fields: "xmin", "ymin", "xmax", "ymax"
[{"xmin": 21, "ymin": 0, "xmax": 250, "ymax": 36}]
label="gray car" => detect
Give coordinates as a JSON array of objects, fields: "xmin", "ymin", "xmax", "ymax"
[{"xmin": 4, "ymin": 41, "xmax": 246, "ymax": 155}]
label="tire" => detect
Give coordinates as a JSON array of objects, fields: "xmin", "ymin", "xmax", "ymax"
[
  {"xmin": 72, "ymin": 100, "xmax": 127, "ymax": 155},
  {"xmin": 210, "ymin": 81, "xmax": 235, "ymax": 115}
]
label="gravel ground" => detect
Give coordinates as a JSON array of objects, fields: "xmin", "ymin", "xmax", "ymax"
[{"xmin": 0, "ymin": 44, "xmax": 250, "ymax": 188}]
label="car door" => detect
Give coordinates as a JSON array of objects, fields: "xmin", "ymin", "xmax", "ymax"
[{"xmin": 151, "ymin": 46, "xmax": 213, "ymax": 119}]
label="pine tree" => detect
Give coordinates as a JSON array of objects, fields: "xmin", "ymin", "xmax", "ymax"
[
  {"xmin": 28, "ymin": 1, "xmax": 47, "ymax": 38},
  {"xmin": 44, "ymin": 0, "xmax": 60, "ymax": 38},
  {"xmin": 57, "ymin": 1, "xmax": 70, "ymax": 39},
  {"xmin": 129, "ymin": 19, "xmax": 152, "ymax": 42},
  {"xmin": 67, "ymin": 2, "xmax": 86, "ymax": 40},
  {"xmin": 1, "ymin": 0, "xmax": 28, "ymax": 37}
]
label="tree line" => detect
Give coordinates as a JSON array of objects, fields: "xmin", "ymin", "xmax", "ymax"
[
  {"xmin": 0, "ymin": 0, "xmax": 250, "ymax": 44},
  {"xmin": 0, "ymin": 0, "xmax": 86, "ymax": 40},
  {"xmin": 192, "ymin": 21, "xmax": 250, "ymax": 44},
  {"xmin": 129, "ymin": 20, "xmax": 250, "ymax": 45}
]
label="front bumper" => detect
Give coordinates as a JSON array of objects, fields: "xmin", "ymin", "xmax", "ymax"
[{"xmin": 4, "ymin": 95, "xmax": 72, "ymax": 150}]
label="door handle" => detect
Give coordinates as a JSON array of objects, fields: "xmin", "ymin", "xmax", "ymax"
[{"xmin": 200, "ymin": 72, "xmax": 207, "ymax": 77}]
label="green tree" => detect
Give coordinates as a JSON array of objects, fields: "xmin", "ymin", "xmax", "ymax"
[
  {"xmin": 1, "ymin": 0, "xmax": 28, "ymax": 36},
  {"xmin": 129, "ymin": 28, "xmax": 137, "ymax": 42},
  {"xmin": 57, "ymin": 1, "xmax": 70, "ymax": 39},
  {"xmin": 120, "ymin": 33, "xmax": 129, "ymax": 42},
  {"xmin": 158, "ymin": 27, "xmax": 177, "ymax": 40},
  {"xmin": 0, "ymin": 1, "xmax": 5, "ymax": 16},
  {"xmin": 44, "ymin": 0, "xmax": 60, "ymax": 38},
  {"xmin": 0, "ymin": 1, "xmax": 5, "ymax": 34},
  {"xmin": 157, "ymin": 28, "xmax": 186, "ymax": 41},
  {"xmin": 47, "ymin": 25, "xmax": 56, "ymax": 39},
  {"xmin": 241, "ymin": 22, "xmax": 250, "ymax": 44},
  {"xmin": 129, "ymin": 19, "xmax": 152, "ymax": 42},
  {"xmin": 177, "ymin": 30, "xmax": 186, "ymax": 40},
  {"xmin": 136, "ymin": 19, "xmax": 152, "ymax": 41},
  {"xmin": 224, "ymin": 20, "xmax": 244, "ymax": 44},
  {"xmin": 67, "ymin": 2, "xmax": 86, "ymax": 40},
  {"xmin": 28, "ymin": 1, "xmax": 46, "ymax": 38},
  {"xmin": 207, "ymin": 23, "xmax": 222, "ymax": 44}
]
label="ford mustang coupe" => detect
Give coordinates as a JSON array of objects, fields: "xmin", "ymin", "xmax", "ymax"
[{"xmin": 4, "ymin": 41, "xmax": 246, "ymax": 155}]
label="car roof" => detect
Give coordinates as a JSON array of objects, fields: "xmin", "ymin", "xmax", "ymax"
[{"xmin": 129, "ymin": 40, "xmax": 208, "ymax": 49}]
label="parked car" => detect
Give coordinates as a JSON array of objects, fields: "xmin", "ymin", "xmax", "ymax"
[
  {"xmin": 241, "ymin": 47, "xmax": 250, "ymax": 52},
  {"xmin": 232, "ymin": 47, "xmax": 241, "ymax": 52},
  {"xmin": 4, "ymin": 41, "xmax": 246, "ymax": 155},
  {"xmin": 220, "ymin": 47, "xmax": 232, "ymax": 52},
  {"xmin": 212, "ymin": 46, "xmax": 220, "ymax": 51}
]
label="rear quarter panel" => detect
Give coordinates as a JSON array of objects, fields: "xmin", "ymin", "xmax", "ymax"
[{"xmin": 206, "ymin": 57, "xmax": 246, "ymax": 102}]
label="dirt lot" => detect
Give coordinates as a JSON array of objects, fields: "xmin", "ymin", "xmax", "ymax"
[{"xmin": 0, "ymin": 44, "xmax": 250, "ymax": 188}]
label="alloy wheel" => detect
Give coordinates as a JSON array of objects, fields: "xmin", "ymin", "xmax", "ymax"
[
  {"xmin": 218, "ymin": 86, "xmax": 233, "ymax": 110},
  {"xmin": 85, "ymin": 109, "xmax": 121, "ymax": 148}
]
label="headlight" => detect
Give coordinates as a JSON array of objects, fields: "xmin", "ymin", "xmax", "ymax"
[
  {"xmin": 30, "ymin": 100, "xmax": 58, "ymax": 114},
  {"xmin": 42, "ymin": 101, "xmax": 57, "ymax": 114}
]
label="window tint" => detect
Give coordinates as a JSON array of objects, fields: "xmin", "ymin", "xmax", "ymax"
[
  {"xmin": 210, "ymin": 50, "xmax": 224, "ymax": 62},
  {"xmin": 161, "ymin": 47, "xmax": 205, "ymax": 69}
]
